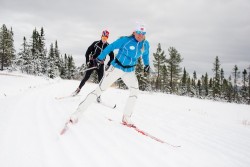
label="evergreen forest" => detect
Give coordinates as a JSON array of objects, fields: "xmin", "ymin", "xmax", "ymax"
[{"xmin": 1, "ymin": 24, "xmax": 249, "ymax": 104}]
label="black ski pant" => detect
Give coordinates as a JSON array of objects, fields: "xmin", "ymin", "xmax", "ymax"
[{"xmin": 78, "ymin": 65, "xmax": 104, "ymax": 89}]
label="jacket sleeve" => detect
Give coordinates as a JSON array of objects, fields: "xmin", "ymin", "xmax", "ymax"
[
  {"xmin": 85, "ymin": 41, "xmax": 96, "ymax": 64},
  {"xmin": 107, "ymin": 51, "xmax": 114, "ymax": 66},
  {"xmin": 97, "ymin": 37, "xmax": 125, "ymax": 61},
  {"xmin": 142, "ymin": 40, "xmax": 150, "ymax": 66}
]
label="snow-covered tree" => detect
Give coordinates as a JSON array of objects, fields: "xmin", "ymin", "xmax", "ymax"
[
  {"xmin": 0, "ymin": 24, "xmax": 15, "ymax": 70},
  {"xmin": 47, "ymin": 43, "xmax": 57, "ymax": 78},
  {"xmin": 232, "ymin": 65, "xmax": 241, "ymax": 102},
  {"xmin": 241, "ymin": 69, "xmax": 248, "ymax": 103},
  {"xmin": 180, "ymin": 67, "xmax": 189, "ymax": 95},
  {"xmin": 136, "ymin": 57, "xmax": 150, "ymax": 91},
  {"xmin": 166, "ymin": 47, "xmax": 183, "ymax": 93},
  {"xmin": 67, "ymin": 55, "xmax": 77, "ymax": 79},
  {"xmin": 212, "ymin": 56, "xmax": 221, "ymax": 98},
  {"xmin": 152, "ymin": 43, "xmax": 167, "ymax": 91},
  {"xmin": 54, "ymin": 41, "xmax": 61, "ymax": 71},
  {"xmin": 39, "ymin": 27, "xmax": 48, "ymax": 74},
  {"xmin": 17, "ymin": 37, "xmax": 32, "ymax": 73}
]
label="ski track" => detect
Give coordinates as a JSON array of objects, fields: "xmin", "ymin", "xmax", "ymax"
[{"xmin": 1, "ymin": 74, "xmax": 250, "ymax": 167}]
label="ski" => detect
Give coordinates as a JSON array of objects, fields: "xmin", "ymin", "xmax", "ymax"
[
  {"xmin": 55, "ymin": 94, "xmax": 116, "ymax": 109},
  {"xmin": 55, "ymin": 93, "xmax": 81, "ymax": 100},
  {"xmin": 56, "ymin": 95, "xmax": 73, "ymax": 100},
  {"xmin": 60, "ymin": 119, "xmax": 76, "ymax": 135},
  {"xmin": 56, "ymin": 95, "xmax": 116, "ymax": 109},
  {"xmin": 60, "ymin": 121, "xmax": 70, "ymax": 135},
  {"xmin": 107, "ymin": 118, "xmax": 181, "ymax": 147}
]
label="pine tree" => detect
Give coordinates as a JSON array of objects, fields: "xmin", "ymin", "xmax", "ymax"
[
  {"xmin": 212, "ymin": 56, "xmax": 221, "ymax": 98},
  {"xmin": 0, "ymin": 24, "xmax": 15, "ymax": 70},
  {"xmin": 186, "ymin": 77, "xmax": 192, "ymax": 96},
  {"xmin": 8, "ymin": 28, "xmax": 15, "ymax": 68},
  {"xmin": 180, "ymin": 67, "xmax": 188, "ymax": 95},
  {"xmin": 47, "ymin": 43, "xmax": 57, "ymax": 78},
  {"xmin": 220, "ymin": 78, "xmax": 227, "ymax": 100},
  {"xmin": 241, "ymin": 69, "xmax": 248, "ymax": 102},
  {"xmin": 17, "ymin": 37, "xmax": 32, "ymax": 73},
  {"xmin": 197, "ymin": 79, "xmax": 202, "ymax": 97},
  {"xmin": 67, "ymin": 55, "xmax": 76, "ymax": 79},
  {"xmin": 152, "ymin": 43, "xmax": 167, "ymax": 91},
  {"xmin": 28, "ymin": 28, "xmax": 47, "ymax": 75},
  {"xmin": 248, "ymin": 65, "xmax": 250, "ymax": 104},
  {"xmin": 61, "ymin": 54, "xmax": 69, "ymax": 79},
  {"xmin": 203, "ymin": 73, "xmax": 209, "ymax": 96},
  {"xmin": 193, "ymin": 71, "xmax": 197, "ymax": 85},
  {"xmin": 225, "ymin": 76, "xmax": 234, "ymax": 102},
  {"xmin": 161, "ymin": 65, "xmax": 168, "ymax": 92},
  {"xmin": 220, "ymin": 68, "xmax": 224, "ymax": 87},
  {"xmin": 39, "ymin": 27, "xmax": 47, "ymax": 74},
  {"xmin": 166, "ymin": 47, "xmax": 183, "ymax": 93},
  {"xmin": 209, "ymin": 77, "xmax": 213, "ymax": 98},
  {"xmin": 192, "ymin": 71, "xmax": 197, "ymax": 95},
  {"xmin": 136, "ymin": 57, "xmax": 150, "ymax": 91},
  {"xmin": 47, "ymin": 41, "xmax": 62, "ymax": 78},
  {"xmin": 52, "ymin": 41, "xmax": 60, "ymax": 77},
  {"xmin": 30, "ymin": 28, "xmax": 41, "ymax": 75},
  {"xmin": 232, "ymin": 65, "xmax": 240, "ymax": 102},
  {"xmin": 54, "ymin": 41, "xmax": 61, "ymax": 70}
]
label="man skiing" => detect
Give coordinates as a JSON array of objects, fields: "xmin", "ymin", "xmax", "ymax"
[
  {"xmin": 69, "ymin": 23, "xmax": 150, "ymax": 126},
  {"xmin": 73, "ymin": 30, "xmax": 114, "ymax": 97}
]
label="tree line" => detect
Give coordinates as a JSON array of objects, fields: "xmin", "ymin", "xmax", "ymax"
[
  {"xmin": 1, "ymin": 24, "xmax": 249, "ymax": 105},
  {"xmin": 136, "ymin": 43, "xmax": 249, "ymax": 105},
  {"xmin": 0, "ymin": 24, "xmax": 80, "ymax": 79}
]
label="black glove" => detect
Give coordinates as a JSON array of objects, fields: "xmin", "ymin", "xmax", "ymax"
[
  {"xmin": 144, "ymin": 65, "xmax": 150, "ymax": 73},
  {"xmin": 93, "ymin": 58, "xmax": 102, "ymax": 69},
  {"xmin": 105, "ymin": 65, "xmax": 110, "ymax": 71},
  {"xmin": 86, "ymin": 61, "xmax": 91, "ymax": 67}
]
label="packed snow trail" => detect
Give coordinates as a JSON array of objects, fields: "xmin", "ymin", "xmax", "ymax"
[{"xmin": 1, "ymin": 72, "xmax": 250, "ymax": 167}]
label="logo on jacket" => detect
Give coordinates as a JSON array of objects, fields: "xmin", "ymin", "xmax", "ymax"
[{"xmin": 129, "ymin": 46, "xmax": 135, "ymax": 50}]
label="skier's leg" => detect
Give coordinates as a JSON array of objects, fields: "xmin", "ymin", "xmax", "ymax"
[
  {"xmin": 121, "ymin": 72, "xmax": 139, "ymax": 124},
  {"xmin": 70, "ymin": 66, "xmax": 122, "ymax": 122},
  {"xmin": 97, "ymin": 65, "xmax": 104, "ymax": 82},
  {"xmin": 96, "ymin": 65, "xmax": 104, "ymax": 102},
  {"xmin": 73, "ymin": 70, "xmax": 93, "ymax": 96},
  {"xmin": 79, "ymin": 69, "xmax": 93, "ymax": 89}
]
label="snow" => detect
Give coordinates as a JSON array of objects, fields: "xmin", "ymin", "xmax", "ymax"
[{"xmin": 0, "ymin": 71, "xmax": 250, "ymax": 167}]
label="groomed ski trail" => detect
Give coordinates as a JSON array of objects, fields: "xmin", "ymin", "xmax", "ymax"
[{"xmin": 1, "ymin": 73, "xmax": 250, "ymax": 167}]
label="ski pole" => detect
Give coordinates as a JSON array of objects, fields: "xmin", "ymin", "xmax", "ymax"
[{"xmin": 81, "ymin": 66, "xmax": 97, "ymax": 73}]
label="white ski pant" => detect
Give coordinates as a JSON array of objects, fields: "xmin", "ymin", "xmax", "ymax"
[{"xmin": 71, "ymin": 66, "xmax": 139, "ymax": 121}]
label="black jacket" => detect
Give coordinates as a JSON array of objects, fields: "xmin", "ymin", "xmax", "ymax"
[{"xmin": 85, "ymin": 40, "xmax": 114, "ymax": 66}]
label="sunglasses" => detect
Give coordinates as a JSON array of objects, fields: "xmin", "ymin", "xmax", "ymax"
[
  {"xmin": 102, "ymin": 36, "xmax": 108, "ymax": 40},
  {"xmin": 135, "ymin": 30, "xmax": 146, "ymax": 35}
]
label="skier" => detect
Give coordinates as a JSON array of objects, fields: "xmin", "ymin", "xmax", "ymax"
[
  {"xmin": 69, "ymin": 23, "xmax": 150, "ymax": 126},
  {"xmin": 73, "ymin": 30, "xmax": 114, "ymax": 99}
]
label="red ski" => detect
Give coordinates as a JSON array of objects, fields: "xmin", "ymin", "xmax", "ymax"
[
  {"xmin": 107, "ymin": 118, "xmax": 180, "ymax": 147},
  {"xmin": 60, "ymin": 120, "xmax": 74, "ymax": 135}
]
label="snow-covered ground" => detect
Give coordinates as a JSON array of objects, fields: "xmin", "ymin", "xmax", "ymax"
[{"xmin": 0, "ymin": 71, "xmax": 250, "ymax": 167}]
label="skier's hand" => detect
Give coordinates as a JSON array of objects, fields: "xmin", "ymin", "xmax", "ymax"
[
  {"xmin": 105, "ymin": 65, "xmax": 110, "ymax": 71},
  {"xmin": 86, "ymin": 61, "xmax": 91, "ymax": 67},
  {"xmin": 93, "ymin": 58, "xmax": 102, "ymax": 69},
  {"xmin": 144, "ymin": 65, "xmax": 150, "ymax": 73}
]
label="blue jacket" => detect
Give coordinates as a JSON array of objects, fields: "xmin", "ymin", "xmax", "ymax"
[{"xmin": 97, "ymin": 36, "xmax": 150, "ymax": 72}]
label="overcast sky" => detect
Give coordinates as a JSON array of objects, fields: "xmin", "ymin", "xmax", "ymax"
[{"xmin": 1, "ymin": 0, "xmax": 250, "ymax": 77}]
